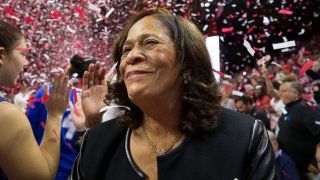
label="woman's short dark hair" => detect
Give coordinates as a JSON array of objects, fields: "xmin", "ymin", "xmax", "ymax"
[
  {"xmin": 234, "ymin": 94, "xmax": 254, "ymax": 106},
  {"xmin": 108, "ymin": 9, "xmax": 221, "ymax": 135},
  {"xmin": 0, "ymin": 20, "xmax": 23, "ymax": 55},
  {"xmin": 67, "ymin": 54, "xmax": 97, "ymax": 79}
]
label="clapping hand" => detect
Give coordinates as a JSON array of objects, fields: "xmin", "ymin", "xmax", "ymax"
[
  {"xmin": 45, "ymin": 75, "xmax": 72, "ymax": 117},
  {"xmin": 81, "ymin": 62, "xmax": 108, "ymax": 128}
]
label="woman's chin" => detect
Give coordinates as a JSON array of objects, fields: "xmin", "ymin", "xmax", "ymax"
[{"xmin": 128, "ymin": 91, "xmax": 147, "ymax": 104}]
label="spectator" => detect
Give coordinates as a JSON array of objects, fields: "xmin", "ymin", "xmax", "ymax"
[
  {"xmin": 235, "ymin": 94, "xmax": 271, "ymax": 130},
  {"xmin": 268, "ymin": 130, "xmax": 300, "ymax": 180},
  {"xmin": 278, "ymin": 81, "xmax": 320, "ymax": 179}
]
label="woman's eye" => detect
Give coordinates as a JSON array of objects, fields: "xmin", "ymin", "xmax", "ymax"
[
  {"xmin": 122, "ymin": 47, "xmax": 132, "ymax": 54},
  {"xmin": 144, "ymin": 39, "xmax": 158, "ymax": 46}
]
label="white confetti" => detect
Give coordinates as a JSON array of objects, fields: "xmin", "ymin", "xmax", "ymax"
[
  {"xmin": 272, "ymin": 40, "xmax": 296, "ymax": 50},
  {"xmin": 105, "ymin": 7, "xmax": 115, "ymax": 18},
  {"xmin": 243, "ymin": 40, "xmax": 255, "ymax": 56},
  {"xmin": 232, "ymin": 90, "xmax": 244, "ymax": 97},
  {"xmin": 88, "ymin": 2, "xmax": 101, "ymax": 13},
  {"xmin": 67, "ymin": 25, "xmax": 76, "ymax": 33},
  {"xmin": 263, "ymin": 16, "xmax": 270, "ymax": 25}
]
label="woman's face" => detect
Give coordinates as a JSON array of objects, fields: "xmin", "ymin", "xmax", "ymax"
[
  {"xmin": 0, "ymin": 38, "xmax": 28, "ymax": 87},
  {"xmin": 119, "ymin": 16, "xmax": 181, "ymax": 103}
]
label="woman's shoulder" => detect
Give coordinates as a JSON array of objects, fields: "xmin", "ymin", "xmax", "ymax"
[
  {"xmin": 214, "ymin": 107, "xmax": 257, "ymax": 136},
  {"xmin": 218, "ymin": 107, "xmax": 255, "ymax": 125},
  {"xmin": 0, "ymin": 102, "xmax": 29, "ymax": 125},
  {"xmin": 0, "ymin": 102, "xmax": 26, "ymax": 120},
  {"xmin": 0, "ymin": 102, "xmax": 31, "ymax": 145}
]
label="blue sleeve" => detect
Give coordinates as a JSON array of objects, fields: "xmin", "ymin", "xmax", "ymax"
[{"xmin": 26, "ymin": 86, "xmax": 48, "ymax": 144}]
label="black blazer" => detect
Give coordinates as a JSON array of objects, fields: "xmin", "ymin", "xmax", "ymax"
[{"xmin": 70, "ymin": 107, "xmax": 278, "ymax": 180}]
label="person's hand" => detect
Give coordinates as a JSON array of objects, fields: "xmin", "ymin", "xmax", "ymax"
[
  {"xmin": 298, "ymin": 47, "xmax": 305, "ymax": 56},
  {"xmin": 308, "ymin": 163, "xmax": 319, "ymax": 175},
  {"xmin": 260, "ymin": 63, "xmax": 269, "ymax": 77},
  {"xmin": 69, "ymin": 92, "xmax": 86, "ymax": 132},
  {"xmin": 81, "ymin": 62, "xmax": 108, "ymax": 128},
  {"xmin": 45, "ymin": 75, "xmax": 72, "ymax": 117}
]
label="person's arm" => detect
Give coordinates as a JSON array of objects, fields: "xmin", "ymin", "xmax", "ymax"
[
  {"xmin": 244, "ymin": 120, "xmax": 279, "ymax": 179},
  {"xmin": 0, "ymin": 75, "xmax": 72, "ymax": 179},
  {"xmin": 261, "ymin": 64, "xmax": 279, "ymax": 97}
]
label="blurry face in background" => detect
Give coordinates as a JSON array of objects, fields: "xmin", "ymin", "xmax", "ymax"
[
  {"xmin": 316, "ymin": 147, "xmax": 320, "ymax": 169},
  {"xmin": 119, "ymin": 16, "xmax": 181, "ymax": 103},
  {"xmin": 279, "ymin": 82, "xmax": 299, "ymax": 105},
  {"xmin": 312, "ymin": 61, "xmax": 320, "ymax": 72},
  {"xmin": 235, "ymin": 100, "xmax": 251, "ymax": 114},
  {"xmin": 254, "ymin": 87, "xmax": 262, "ymax": 97},
  {"xmin": 287, "ymin": 59, "xmax": 294, "ymax": 65},
  {"xmin": 282, "ymin": 68, "xmax": 290, "ymax": 75},
  {"xmin": 0, "ymin": 38, "xmax": 28, "ymax": 87}
]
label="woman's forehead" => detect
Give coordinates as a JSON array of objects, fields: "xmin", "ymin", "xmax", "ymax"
[{"xmin": 128, "ymin": 16, "xmax": 167, "ymax": 36}]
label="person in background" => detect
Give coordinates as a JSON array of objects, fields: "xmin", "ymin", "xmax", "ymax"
[
  {"xmin": 253, "ymin": 82, "xmax": 271, "ymax": 113},
  {"xmin": 13, "ymin": 85, "xmax": 35, "ymax": 113},
  {"xmin": 27, "ymin": 54, "xmax": 96, "ymax": 180},
  {"xmin": 0, "ymin": 20, "xmax": 72, "ymax": 179},
  {"xmin": 313, "ymin": 143, "xmax": 320, "ymax": 179},
  {"xmin": 278, "ymin": 81, "xmax": 320, "ymax": 179},
  {"xmin": 268, "ymin": 130, "xmax": 300, "ymax": 180},
  {"xmin": 235, "ymin": 94, "xmax": 271, "ymax": 130},
  {"xmin": 70, "ymin": 9, "xmax": 277, "ymax": 179},
  {"xmin": 220, "ymin": 80, "xmax": 236, "ymax": 111}
]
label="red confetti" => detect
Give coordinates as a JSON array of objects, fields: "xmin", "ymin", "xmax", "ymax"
[
  {"xmin": 222, "ymin": 27, "xmax": 234, "ymax": 33},
  {"xmin": 247, "ymin": 26, "xmax": 255, "ymax": 34},
  {"xmin": 23, "ymin": 17, "xmax": 36, "ymax": 23},
  {"xmin": 74, "ymin": 7, "xmax": 85, "ymax": 18},
  {"xmin": 74, "ymin": 108, "xmax": 81, "ymax": 117},
  {"xmin": 278, "ymin": 9, "xmax": 293, "ymax": 15},
  {"xmin": 212, "ymin": 69, "xmax": 231, "ymax": 79},
  {"xmin": 40, "ymin": 121, "xmax": 46, "ymax": 129},
  {"xmin": 41, "ymin": 94, "xmax": 50, "ymax": 103},
  {"xmin": 5, "ymin": 7, "xmax": 15, "ymax": 16},
  {"xmin": 300, "ymin": 59, "xmax": 313, "ymax": 76}
]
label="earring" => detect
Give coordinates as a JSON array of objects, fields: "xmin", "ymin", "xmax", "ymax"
[{"xmin": 183, "ymin": 72, "xmax": 190, "ymax": 85}]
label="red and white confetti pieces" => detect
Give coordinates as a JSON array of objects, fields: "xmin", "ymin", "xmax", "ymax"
[{"xmin": 0, "ymin": 0, "xmax": 319, "ymax": 94}]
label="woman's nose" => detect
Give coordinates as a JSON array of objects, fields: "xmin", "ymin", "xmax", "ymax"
[
  {"xmin": 125, "ymin": 47, "xmax": 145, "ymax": 65},
  {"xmin": 23, "ymin": 57, "xmax": 29, "ymax": 66}
]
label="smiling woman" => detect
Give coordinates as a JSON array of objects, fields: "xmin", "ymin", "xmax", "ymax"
[{"xmin": 71, "ymin": 9, "xmax": 278, "ymax": 179}]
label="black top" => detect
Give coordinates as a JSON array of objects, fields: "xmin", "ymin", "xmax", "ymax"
[
  {"xmin": 71, "ymin": 107, "xmax": 278, "ymax": 180},
  {"xmin": 250, "ymin": 106, "xmax": 271, "ymax": 130},
  {"xmin": 278, "ymin": 99, "xmax": 320, "ymax": 172}
]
